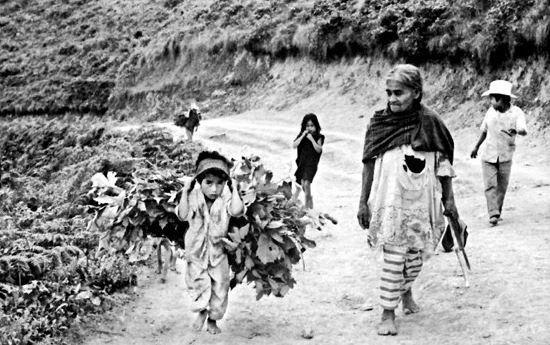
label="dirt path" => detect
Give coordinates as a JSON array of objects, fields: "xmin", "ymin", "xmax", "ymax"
[{"xmin": 82, "ymin": 109, "xmax": 550, "ymax": 345}]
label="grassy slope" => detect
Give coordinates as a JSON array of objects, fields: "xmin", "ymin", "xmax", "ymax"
[
  {"xmin": 0, "ymin": 0, "xmax": 171, "ymax": 114},
  {"xmin": 2, "ymin": 0, "xmax": 549, "ymax": 127}
]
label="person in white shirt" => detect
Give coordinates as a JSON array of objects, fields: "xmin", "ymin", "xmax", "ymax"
[{"xmin": 470, "ymin": 80, "xmax": 527, "ymax": 226}]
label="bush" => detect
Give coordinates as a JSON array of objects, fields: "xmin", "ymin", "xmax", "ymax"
[{"xmin": 0, "ymin": 117, "xmax": 203, "ymax": 343}]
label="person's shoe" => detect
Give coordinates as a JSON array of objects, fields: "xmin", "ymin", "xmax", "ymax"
[{"xmin": 489, "ymin": 216, "xmax": 499, "ymax": 226}]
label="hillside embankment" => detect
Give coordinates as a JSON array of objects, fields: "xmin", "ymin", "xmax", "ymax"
[{"xmin": 1, "ymin": 0, "xmax": 549, "ymax": 133}]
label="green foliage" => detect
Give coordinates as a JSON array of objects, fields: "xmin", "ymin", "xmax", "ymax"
[
  {"xmin": 0, "ymin": 118, "xmax": 202, "ymax": 344},
  {"xmin": 87, "ymin": 169, "xmax": 188, "ymax": 262},
  {"xmin": 0, "ymin": 0, "xmax": 170, "ymax": 115}
]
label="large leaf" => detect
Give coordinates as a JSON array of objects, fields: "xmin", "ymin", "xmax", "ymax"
[{"xmin": 256, "ymin": 234, "xmax": 282, "ymax": 264}]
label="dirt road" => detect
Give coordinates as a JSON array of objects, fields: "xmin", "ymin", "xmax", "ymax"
[{"xmin": 82, "ymin": 107, "xmax": 550, "ymax": 345}]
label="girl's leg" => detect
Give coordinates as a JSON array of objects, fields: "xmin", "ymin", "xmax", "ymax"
[
  {"xmin": 292, "ymin": 181, "xmax": 302, "ymax": 202},
  {"xmin": 302, "ymin": 179, "xmax": 313, "ymax": 209}
]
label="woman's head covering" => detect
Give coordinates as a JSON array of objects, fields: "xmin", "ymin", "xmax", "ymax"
[{"xmin": 386, "ymin": 64, "xmax": 424, "ymax": 102}]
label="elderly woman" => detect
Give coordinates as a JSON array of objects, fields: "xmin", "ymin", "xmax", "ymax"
[{"xmin": 357, "ymin": 64, "xmax": 460, "ymax": 336}]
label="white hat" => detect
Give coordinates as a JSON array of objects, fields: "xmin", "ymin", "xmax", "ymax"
[{"xmin": 481, "ymin": 80, "xmax": 517, "ymax": 98}]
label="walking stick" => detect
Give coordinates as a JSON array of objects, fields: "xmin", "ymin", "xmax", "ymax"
[{"xmin": 446, "ymin": 216, "xmax": 471, "ymax": 287}]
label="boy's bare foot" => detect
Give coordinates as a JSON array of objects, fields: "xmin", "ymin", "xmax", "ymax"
[
  {"xmin": 206, "ymin": 318, "xmax": 221, "ymax": 334},
  {"xmin": 377, "ymin": 309, "xmax": 397, "ymax": 336},
  {"xmin": 402, "ymin": 289, "xmax": 420, "ymax": 315},
  {"xmin": 192, "ymin": 310, "xmax": 208, "ymax": 332}
]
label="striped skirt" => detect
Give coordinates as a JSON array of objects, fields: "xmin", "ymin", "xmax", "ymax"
[{"xmin": 379, "ymin": 244, "xmax": 423, "ymax": 310}]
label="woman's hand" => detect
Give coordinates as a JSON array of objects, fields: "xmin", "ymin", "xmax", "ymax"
[
  {"xmin": 470, "ymin": 148, "xmax": 478, "ymax": 159},
  {"xmin": 442, "ymin": 197, "xmax": 459, "ymax": 220},
  {"xmin": 357, "ymin": 202, "xmax": 371, "ymax": 229}
]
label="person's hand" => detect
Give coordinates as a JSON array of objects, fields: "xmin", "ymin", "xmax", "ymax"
[
  {"xmin": 470, "ymin": 148, "xmax": 478, "ymax": 159},
  {"xmin": 182, "ymin": 178, "xmax": 196, "ymax": 193},
  {"xmin": 508, "ymin": 128, "xmax": 517, "ymax": 135},
  {"xmin": 227, "ymin": 178, "xmax": 239, "ymax": 193},
  {"xmin": 306, "ymin": 133, "xmax": 314, "ymax": 140},
  {"xmin": 357, "ymin": 202, "xmax": 371, "ymax": 229},
  {"xmin": 442, "ymin": 197, "xmax": 459, "ymax": 220}
]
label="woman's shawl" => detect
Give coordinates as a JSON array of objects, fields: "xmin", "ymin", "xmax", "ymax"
[{"xmin": 362, "ymin": 103, "xmax": 454, "ymax": 163}]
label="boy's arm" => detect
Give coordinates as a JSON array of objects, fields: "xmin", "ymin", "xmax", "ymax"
[
  {"xmin": 228, "ymin": 179, "xmax": 245, "ymax": 217},
  {"xmin": 176, "ymin": 180, "xmax": 194, "ymax": 221},
  {"xmin": 514, "ymin": 109, "xmax": 527, "ymax": 136},
  {"xmin": 357, "ymin": 159, "xmax": 375, "ymax": 229},
  {"xmin": 470, "ymin": 131, "xmax": 487, "ymax": 158}
]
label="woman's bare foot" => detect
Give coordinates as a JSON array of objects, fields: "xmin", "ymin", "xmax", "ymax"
[
  {"xmin": 402, "ymin": 289, "xmax": 420, "ymax": 315},
  {"xmin": 377, "ymin": 309, "xmax": 397, "ymax": 336},
  {"xmin": 206, "ymin": 318, "xmax": 221, "ymax": 334},
  {"xmin": 192, "ymin": 310, "xmax": 208, "ymax": 332}
]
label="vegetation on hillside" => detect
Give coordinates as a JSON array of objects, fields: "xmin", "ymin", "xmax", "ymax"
[
  {"xmin": 1, "ymin": 0, "xmax": 549, "ymax": 117},
  {"xmin": 0, "ymin": 118, "xmax": 202, "ymax": 344}
]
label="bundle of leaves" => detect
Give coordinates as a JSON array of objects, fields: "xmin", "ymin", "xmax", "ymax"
[
  {"xmin": 89, "ymin": 154, "xmax": 335, "ymax": 300},
  {"xmin": 87, "ymin": 169, "xmax": 189, "ymax": 262},
  {"xmin": 225, "ymin": 155, "xmax": 334, "ymax": 299}
]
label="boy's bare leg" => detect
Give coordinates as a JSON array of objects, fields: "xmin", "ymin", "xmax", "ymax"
[
  {"xmin": 192, "ymin": 310, "xmax": 208, "ymax": 331},
  {"xmin": 377, "ymin": 309, "xmax": 397, "ymax": 336},
  {"xmin": 206, "ymin": 318, "xmax": 221, "ymax": 334},
  {"xmin": 402, "ymin": 288, "xmax": 420, "ymax": 314}
]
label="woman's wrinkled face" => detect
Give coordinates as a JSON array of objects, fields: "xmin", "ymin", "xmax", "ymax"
[
  {"xmin": 305, "ymin": 120, "xmax": 317, "ymax": 134},
  {"xmin": 200, "ymin": 173, "xmax": 226, "ymax": 201},
  {"xmin": 385, "ymin": 79, "xmax": 420, "ymax": 113}
]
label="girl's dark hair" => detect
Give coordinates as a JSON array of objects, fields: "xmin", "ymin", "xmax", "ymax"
[
  {"xmin": 297, "ymin": 113, "xmax": 321, "ymax": 138},
  {"xmin": 195, "ymin": 150, "xmax": 232, "ymax": 183}
]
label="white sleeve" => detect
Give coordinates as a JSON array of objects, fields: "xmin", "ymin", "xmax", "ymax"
[
  {"xmin": 515, "ymin": 107, "xmax": 527, "ymax": 132},
  {"xmin": 480, "ymin": 112, "xmax": 489, "ymax": 132}
]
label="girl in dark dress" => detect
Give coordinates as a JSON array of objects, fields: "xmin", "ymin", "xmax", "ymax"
[{"xmin": 292, "ymin": 113, "xmax": 324, "ymax": 209}]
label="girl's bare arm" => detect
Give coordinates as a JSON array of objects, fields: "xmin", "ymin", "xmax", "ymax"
[
  {"xmin": 307, "ymin": 134, "xmax": 323, "ymax": 153},
  {"xmin": 292, "ymin": 131, "xmax": 307, "ymax": 148}
]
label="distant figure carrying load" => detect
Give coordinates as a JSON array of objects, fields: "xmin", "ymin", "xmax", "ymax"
[
  {"xmin": 175, "ymin": 104, "xmax": 202, "ymax": 140},
  {"xmin": 470, "ymin": 80, "xmax": 527, "ymax": 226},
  {"xmin": 292, "ymin": 113, "xmax": 324, "ymax": 209}
]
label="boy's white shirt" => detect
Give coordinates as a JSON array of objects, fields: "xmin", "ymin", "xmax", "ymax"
[
  {"xmin": 480, "ymin": 105, "xmax": 526, "ymax": 163},
  {"xmin": 182, "ymin": 187, "xmax": 244, "ymax": 268}
]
